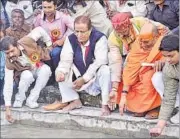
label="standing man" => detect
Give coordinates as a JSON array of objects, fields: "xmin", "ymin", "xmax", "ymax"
[
  {"xmin": 149, "ymin": 0, "xmax": 179, "ymax": 35},
  {"xmin": 104, "ymin": 0, "xmax": 148, "ymax": 19},
  {"xmin": 33, "ymin": 0, "xmax": 74, "ymax": 71},
  {"xmin": 43, "ymin": 16, "xmax": 111, "ymax": 116},
  {"xmin": 66, "ymin": 0, "xmax": 113, "ymax": 37}
]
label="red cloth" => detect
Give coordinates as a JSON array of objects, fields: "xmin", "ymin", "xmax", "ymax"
[
  {"xmin": 85, "ymin": 46, "xmax": 90, "ymax": 59},
  {"xmin": 111, "ymin": 13, "xmax": 130, "ymax": 26}
]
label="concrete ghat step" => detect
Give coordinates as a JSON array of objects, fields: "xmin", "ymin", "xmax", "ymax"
[{"xmin": 0, "ymin": 106, "xmax": 179, "ymax": 138}]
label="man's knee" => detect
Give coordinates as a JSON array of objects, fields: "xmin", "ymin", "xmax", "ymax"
[
  {"xmin": 151, "ymin": 72, "xmax": 163, "ymax": 85},
  {"xmin": 51, "ymin": 47, "xmax": 62, "ymax": 58},
  {"xmin": 20, "ymin": 70, "xmax": 34, "ymax": 81},
  {"xmin": 39, "ymin": 64, "xmax": 52, "ymax": 77}
]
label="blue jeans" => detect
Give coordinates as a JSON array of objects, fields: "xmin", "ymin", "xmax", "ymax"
[
  {"xmin": 50, "ymin": 46, "xmax": 63, "ymax": 69},
  {"xmin": 0, "ymin": 78, "xmax": 4, "ymax": 105}
]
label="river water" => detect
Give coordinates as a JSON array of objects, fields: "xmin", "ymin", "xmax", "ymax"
[{"xmin": 1, "ymin": 124, "xmax": 120, "ymax": 138}]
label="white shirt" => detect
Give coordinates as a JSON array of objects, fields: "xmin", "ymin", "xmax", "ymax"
[
  {"xmin": 56, "ymin": 36, "xmax": 108, "ymax": 82},
  {"xmin": 5, "ymin": 0, "xmax": 33, "ymax": 24},
  {"xmin": 108, "ymin": 0, "xmax": 148, "ymax": 17}
]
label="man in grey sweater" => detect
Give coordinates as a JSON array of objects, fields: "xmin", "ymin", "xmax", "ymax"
[{"xmin": 149, "ymin": 35, "xmax": 179, "ymax": 137}]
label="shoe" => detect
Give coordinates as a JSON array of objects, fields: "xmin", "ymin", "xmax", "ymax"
[
  {"xmin": 170, "ymin": 111, "xmax": 179, "ymax": 124},
  {"xmin": 26, "ymin": 100, "xmax": 39, "ymax": 109},
  {"xmin": 13, "ymin": 100, "xmax": 23, "ymax": 108}
]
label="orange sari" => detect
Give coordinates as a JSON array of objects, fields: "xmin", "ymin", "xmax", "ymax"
[{"xmin": 117, "ymin": 36, "xmax": 163, "ymax": 113}]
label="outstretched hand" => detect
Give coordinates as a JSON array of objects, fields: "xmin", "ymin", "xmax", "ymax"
[
  {"xmin": 149, "ymin": 127, "xmax": 163, "ymax": 137},
  {"xmin": 108, "ymin": 90, "xmax": 117, "ymax": 111},
  {"xmin": 5, "ymin": 107, "xmax": 15, "ymax": 123},
  {"xmin": 119, "ymin": 94, "xmax": 127, "ymax": 116}
]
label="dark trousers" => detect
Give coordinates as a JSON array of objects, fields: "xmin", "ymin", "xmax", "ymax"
[{"xmin": 0, "ymin": 78, "xmax": 4, "ymax": 105}]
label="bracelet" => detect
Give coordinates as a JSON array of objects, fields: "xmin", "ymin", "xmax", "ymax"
[{"xmin": 122, "ymin": 90, "xmax": 128, "ymax": 94}]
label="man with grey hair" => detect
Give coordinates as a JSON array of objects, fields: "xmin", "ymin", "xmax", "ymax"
[{"xmin": 43, "ymin": 15, "xmax": 111, "ymax": 116}]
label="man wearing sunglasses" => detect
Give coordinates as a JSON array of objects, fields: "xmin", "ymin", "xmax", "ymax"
[{"xmin": 43, "ymin": 15, "xmax": 111, "ymax": 116}]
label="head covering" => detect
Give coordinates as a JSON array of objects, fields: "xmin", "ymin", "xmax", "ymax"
[
  {"xmin": 139, "ymin": 23, "xmax": 156, "ymax": 41},
  {"xmin": 160, "ymin": 34, "xmax": 179, "ymax": 52},
  {"xmin": 111, "ymin": 13, "xmax": 130, "ymax": 29}
]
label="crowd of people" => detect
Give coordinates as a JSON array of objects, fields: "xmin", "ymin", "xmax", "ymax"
[{"xmin": 0, "ymin": 0, "xmax": 179, "ymax": 137}]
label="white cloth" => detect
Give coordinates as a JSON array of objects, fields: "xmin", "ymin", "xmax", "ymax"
[
  {"xmin": 56, "ymin": 35, "xmax": 109, "ymax": 83},
  {"xmin": 108, "ymin": 0, "xmax": 148, "ymax": 17},
  {"xmin": 3, "ymin": 64, "xmax": 51, "ymax": 106},
  {"xmin": 151, "ymin": 72, "xmax": 179, "ymax": 107},
  {"xmin": 27, "ymin": 26, "xmax": 52, "ymax": 47},
  {"xmin": 5, "ymin": 0, "xmax": 33, "ymax": 24},
  {"xmin": 58, "ymin": 65, "xmax": 111, "ymax": 105},
  {"xmin": 68, "ymin": 1, "xmax": 113, "ymax": 37}
]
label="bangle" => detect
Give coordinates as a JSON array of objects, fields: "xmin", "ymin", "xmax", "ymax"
[{"xmin": 122, "ymin": 90, "xmax": 128, "ymax": 94}]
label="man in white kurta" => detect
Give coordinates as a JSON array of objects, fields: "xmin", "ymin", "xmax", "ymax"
[{"xmin": 44, "ymin": 15, "xmax": 111, "ymax": 116}]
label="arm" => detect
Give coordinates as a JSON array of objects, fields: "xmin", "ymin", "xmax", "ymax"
[
  {"xmin": 126, "ymin": 1, "xmax": 147, "ymax": 17},
  {"xmin": 83, "ymin": 36, "xmax": 108, "ymax": 82},
  {"xmin": 3, "ymin": 66, "xmax": 14, "ymax": 107},
  {"xmin": 171, "ymin": 0, "xmax": 179, "ymax": 35},
  {"xmin": 158, "ymin": 65, "xmax": 179, "ymax": 121},
  {"xmin": 108, "ymin": 40, "xmax": 123, "ymax": 83},
  {"xmin": 149, "ymin": 64, "xmax": 179, "ymax": 137},
  {"xmin": 55, "ymin": 37, "xmax": 73, "ymax": 76},
  {"xmin": 27, "ymin": 26, "xmax": 52, "ymax": 47},
  {"xmin": 33, "ymin": 13, "xmax": 42, "ymax": 28},
  {"xmin": 62, "ymin": 13, "xmax": 74, "ymax": 37}
]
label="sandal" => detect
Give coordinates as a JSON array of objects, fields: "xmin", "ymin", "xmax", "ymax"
[
  {"xmin": 132, "ymin": 112, "xmax": 146, "ymax": 117},
  {"xmin": 145, "ymin": 107, "xmax": 160, "ymax": 119}
]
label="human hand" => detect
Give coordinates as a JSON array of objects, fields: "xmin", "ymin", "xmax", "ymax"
[
  {"xmin": 33, "ymin": 9, "xmax": 41, "ymax": 17},
  {"xmin": 149, "ymin": 126, "xmax": 163, "ymax": 137},
  {"xmin": 53, "ymin": 39, "xmax": 65, "ymax": 47},
  {"xmin": 158, "ymin": 27, "xmax": 169, "ymax": 36},
  {"xmin": 154, "ymin": 60, "xmax": 165, "ymax": 72},
  {"xmin": 73, "ymin": 77, "xmax": 85, "ymax": 90},
  {"xmin": 119, "ymin": 94, "xmax": 127, "ymax": 116},
  {"xmin": 149, "ymin": 120, "xmax": 166, "ymax": 137},
  {"xmin": 56, "ymin": 71, "xmax": 65, "ymax": 82},
  {"xmin": 5, "ymin": 107, "xmax": 15, "ymax": 123},
  {"xmin": 108, "ymin": 89, "xmax": 118, "ymax": 111}
]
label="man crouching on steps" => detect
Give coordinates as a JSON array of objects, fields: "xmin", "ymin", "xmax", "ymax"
[
  {"xmin": 43, "ymin": 15, "xmax": 111, "ymax": 116},
  {"xmin": 0, "ymin": 27, "xmax": 52, "ymax": 123}
]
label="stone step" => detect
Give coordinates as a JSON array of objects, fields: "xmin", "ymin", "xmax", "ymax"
[{"xmin": 1, "ymin": 106, "xmax": 179, "ymax": 138}]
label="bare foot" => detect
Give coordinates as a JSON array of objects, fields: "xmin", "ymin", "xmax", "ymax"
[
  {"xmin": 43, "ymin": 101, "xmax": 68, "ymax": 111},
  {"xmin": 5, "ymin": 107, "xmax": 15, "ymax": 123},
  {"xmin": 63, "ymin": 99, "xmax": 82, "ymax": 112},
  {"xmin": 101, "ymin": 105, "xmax": 111, "ymax": 116}
]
